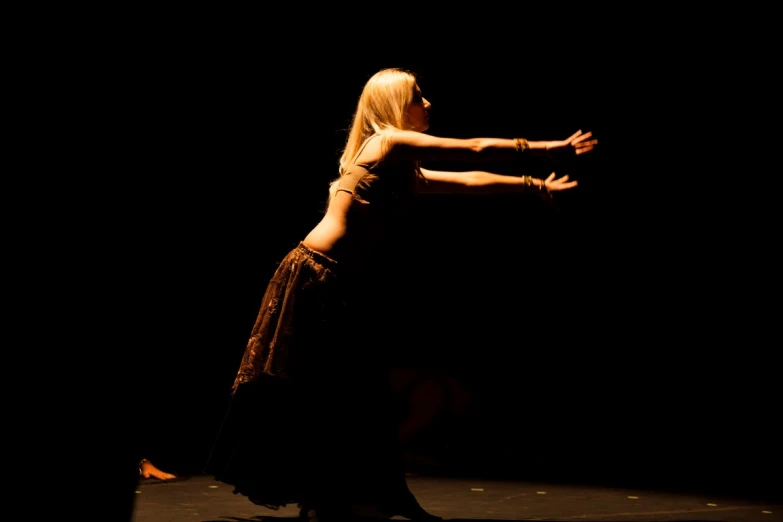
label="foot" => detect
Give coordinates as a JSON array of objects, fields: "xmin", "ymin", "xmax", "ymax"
[{"xmin": 139, "ymin": 459, "xmax": 177, "ymax": 481}]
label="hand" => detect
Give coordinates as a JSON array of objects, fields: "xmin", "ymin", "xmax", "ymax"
[
  {"xmin": 542, "ymin": 172, "xmax": 577, "ymax": 193},
  {"xmin": 545, "ymin": 130, "xmax": 597, "ymax": 163},
  {"xmin": 539, "ymin": 172, "xmax": 577, "ymax": 212}
]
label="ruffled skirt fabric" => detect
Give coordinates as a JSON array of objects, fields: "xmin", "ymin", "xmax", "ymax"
[{"xmin": 206, "ymin": 242, "xmax": 413, "ymax": 512}]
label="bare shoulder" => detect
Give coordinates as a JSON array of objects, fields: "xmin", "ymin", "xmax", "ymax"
[
  {"xmin": 357, "ymin": 131, "xmax": 460, "ymax": 165},
  {"xmin": 354, "ymin": 135, "xmax": 385, "ymax": 166},
  {"xmin": 360, "ymin": 131, "xmax": 438, "ymax": 163},
  {"xmin": 387, "ymin": 130, "xmax": 435, "ymax": 146}
]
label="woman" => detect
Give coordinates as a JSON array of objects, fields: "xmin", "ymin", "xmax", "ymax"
[{"xmin": 207, "ymin": 68, "xmax": 597, "ymax": 521}]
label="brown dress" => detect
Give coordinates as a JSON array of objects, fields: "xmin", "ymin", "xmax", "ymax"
[{"xmin": 206, "ymin": 154, "xmax": 437, "ymax": 518}]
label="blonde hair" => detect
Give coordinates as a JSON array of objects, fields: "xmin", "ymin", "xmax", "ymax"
[{"xmin": 338, "ymin": 68, "xmax": 419, "ymax": 171}]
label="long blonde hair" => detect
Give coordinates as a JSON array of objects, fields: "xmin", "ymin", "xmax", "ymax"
[{"xmin": 338, "ymin": 68, "xmax": 419, "ymax": 171}]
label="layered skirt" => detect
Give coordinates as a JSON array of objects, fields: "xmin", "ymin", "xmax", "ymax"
[{"xmin": 205, "ymin": 242, "xmax": 412, "ymax": 512}]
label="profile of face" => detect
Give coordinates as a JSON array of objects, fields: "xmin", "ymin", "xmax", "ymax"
[{"xmin": 406, "ymin": 84, "xmax": 430, "ymax": 132}]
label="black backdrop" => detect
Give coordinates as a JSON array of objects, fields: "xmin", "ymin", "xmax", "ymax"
[{"xmin": 82, "ymin": 20, "xmax": 779, "ymax": 517}]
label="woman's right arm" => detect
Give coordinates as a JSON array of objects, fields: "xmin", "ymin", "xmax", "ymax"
[{"xmin": 385, "ymin": 129, "xmax": 596, "ymax": 165}]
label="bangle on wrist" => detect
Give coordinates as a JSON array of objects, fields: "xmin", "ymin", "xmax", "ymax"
[{"xmin": 513, "ymin": 138, "xmax": 529, "ymax": 154}]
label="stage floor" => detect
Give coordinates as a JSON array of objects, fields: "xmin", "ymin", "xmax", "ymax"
[{"xmin": 130, "ymin": 474, "xmax": 780, "ymax": 521}]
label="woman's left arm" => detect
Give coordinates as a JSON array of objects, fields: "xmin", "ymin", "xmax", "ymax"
[{"xmin": 417, "ymin": 168, "xmax": 577, "ymax": 196}]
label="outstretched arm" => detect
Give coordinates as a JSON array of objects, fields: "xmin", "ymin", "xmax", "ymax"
[
  {"xmin": 417, "ymin": 168, "xmax": 577, "ymax": 196},
  {"xmin": 386, "ymin": 129, "xmax": 597, "ymax": 164}
]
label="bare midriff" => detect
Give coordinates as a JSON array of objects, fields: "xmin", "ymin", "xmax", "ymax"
[{"xmin": 302, "ymin": 191, "xmax": 384, "ymax": 274}]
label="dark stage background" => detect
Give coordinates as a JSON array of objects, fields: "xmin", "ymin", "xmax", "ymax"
[{"xmin": 80, "ymin": 22, "xmax": 779, "ymax": 515}]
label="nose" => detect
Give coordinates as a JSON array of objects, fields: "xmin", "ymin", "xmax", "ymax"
[{"xmin": 423, "ymin": 97, "xmax": 431, "ymax": 109}]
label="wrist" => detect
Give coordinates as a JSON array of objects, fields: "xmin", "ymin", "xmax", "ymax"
[
  {"xmin": 513, "ymin": 137, "xmax": 529, "ymax": 154},
  {"xmin": 521, "ymin": 176, "xmax": 545, "ymax": 192},
  {"xmin": 522, "ymin": 176, "xmax": 548, "ymax": 194},
  {"xmin": 526, "ymin": 141, "xmax": 557, "ymax": 159}
]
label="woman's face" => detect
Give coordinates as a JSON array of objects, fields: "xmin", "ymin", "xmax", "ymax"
[{"xmin": 406, "ymin": 84, "xmax": 430, "ymax": 132}]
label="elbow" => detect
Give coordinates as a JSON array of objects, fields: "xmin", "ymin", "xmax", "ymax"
[
  {"xmin": 463, "ymin": 171, "xmax": 488, "ymax": 187},
  {"xmin": 469, "ymin": 138, "xmax": 490, "ymax": 155},
  {"xmin": 469, "ymin": 138, "xmax": 508, "ymax": 162}
]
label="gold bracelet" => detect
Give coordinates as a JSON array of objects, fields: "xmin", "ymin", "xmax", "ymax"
[{"xmin": 513, "ymin": 138, "xmax": 529, "ymax": 153}]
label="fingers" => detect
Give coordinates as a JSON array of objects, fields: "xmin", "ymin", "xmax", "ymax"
[
  {"xmin": 550, "ymin": 181, "xmax": 578, "ymax": 191},
  {"xmin": 571, "ymin": 131, "xmax": 597, "ymax": 153},
  {"xmin": 548, "ymin": 174, "xmax": 577, "ymax": 191},
  {"xmin": 576, "ymin": 138, "xmax": 597, "ymax": 147},
  {"xmin": 566, "ymin": 129, "xmax": 583, "ymax": 142},
  {"xmin": 575, "ymin": 138, "xmax": 598, "ymax": 154},
  {"xmin": 546, "ymin": 172, "xmax": 556, "ymax": 181}
]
